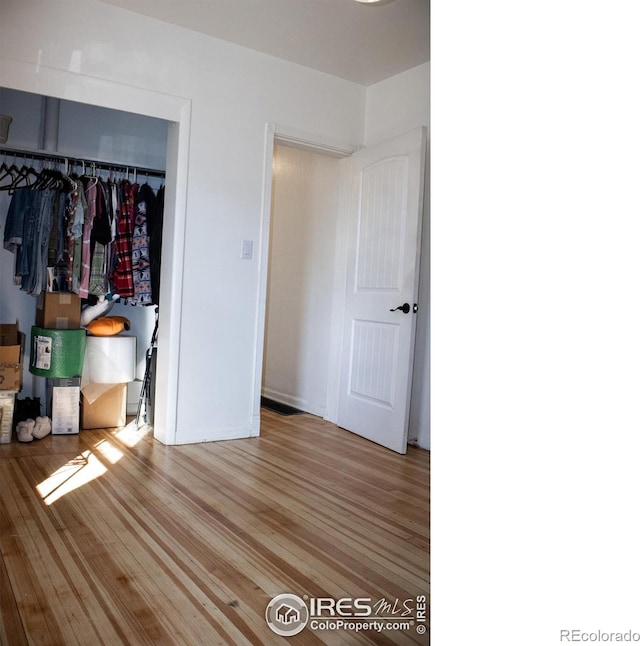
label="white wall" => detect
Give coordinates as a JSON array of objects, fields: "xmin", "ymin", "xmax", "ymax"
[
  {"xmin": 0, "ymin": 0, "xmax": 366, "ymax": 444},
  {"xmin": 365, "ymin": 63, "xmax": 429, "ymax": 146},
  {"xmin": 365, "ymin": 62, "xmax": 430, "ymax": 449},
  {"xmin": 262, "ymin": 143, "xmax": 340, "ymax": 417}
]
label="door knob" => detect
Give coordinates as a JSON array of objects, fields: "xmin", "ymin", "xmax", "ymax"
[{"xmin": 390, "ymin": 303, "xmax": 411, "ymax": 314}]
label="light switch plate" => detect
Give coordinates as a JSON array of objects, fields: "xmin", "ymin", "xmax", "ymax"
[{"xmin": 241, "ymin": 239, "xmax": 253, "ymax": 260}]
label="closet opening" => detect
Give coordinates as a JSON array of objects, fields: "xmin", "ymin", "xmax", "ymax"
[{"xmin": 0, "ymin": 86, "xmax": 171, "ymax": 440}]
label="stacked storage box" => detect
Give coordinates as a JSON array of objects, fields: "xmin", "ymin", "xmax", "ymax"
[
  {"xmin": 29, "ymin": 293, "xmax": 85, "ymax": 435},
  {"xmin": 0, "ymin": 324, "xmax": 25, "ymax": 443},
  {"xmin": 0, "ymin": 391, "xmax": 17, "ymax": 444},
  {"xmin": 81, "ymin": 335, "xmax": 136, "ymax": 429}
]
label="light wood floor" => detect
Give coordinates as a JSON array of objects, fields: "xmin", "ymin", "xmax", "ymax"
[{"xmin": 0, "ymin": 409, "xmax": 429, "ymax": 645}]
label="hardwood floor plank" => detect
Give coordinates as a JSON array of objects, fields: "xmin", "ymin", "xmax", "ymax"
[
  {"xmin": 0, "ymin": 410, "xmax": 429, "ymax": 645},
  {"xmin": 0, "ymin": 550, "xmax": 28, "ymax": 645}
]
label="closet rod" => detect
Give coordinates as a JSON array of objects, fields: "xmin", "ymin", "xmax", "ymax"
[{"xmin": 0, "ymin": 145, "xmax": 166, "ymax": 179}]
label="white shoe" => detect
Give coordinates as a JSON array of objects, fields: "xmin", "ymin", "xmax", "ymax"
[
  {"xmin": 33, "ymin": 416, "xmax": 52, "ymax": 439},
  {"xmin": 17, "ymin": 419, "xmax": 35, "ymax": 443}
]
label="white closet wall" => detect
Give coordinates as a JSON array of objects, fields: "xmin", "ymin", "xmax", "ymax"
[{"xmin": 57, "ymin": 101, "xmax": 168, "ymax": 172}]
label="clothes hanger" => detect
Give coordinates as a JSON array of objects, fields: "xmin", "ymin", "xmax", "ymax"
[
  {"xmin": 9, "ymin": 154, "xmax": 37, "ymax": 190},
  {"xmin": 32, "ymin": 161, "xmax": 59, "ymax": 190},
  {"xmin": 0, "ymin": 161, "xmax": 13, "ymax": 189},
  {"xmin": 0, "ymin": 155, "xmax": 18, "ymax": 181},
  {"xmin": 32, "ymin": 162, "xmax": 48, "ymax": 190},
  {"xmin": 19, "ymin": 157, "xmax": 40, "ymax": 187},
  {"xmin": 0, "ymin": 155, "xmax": 21, "ymax": 190},
  {"xmin": 58, "ymin": 158, "xmax": 78, "ymax": 192},
  {"xmin": 81, "ymin": 161, "xmax": 98, "ymax": 188}
]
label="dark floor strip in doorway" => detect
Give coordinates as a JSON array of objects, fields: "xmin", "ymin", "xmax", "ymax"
[{"xmin": 260, "ymin": 397, "xmax": 304, "ymax": 416}]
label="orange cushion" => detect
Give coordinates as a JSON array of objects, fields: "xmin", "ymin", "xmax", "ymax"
[{"xmin": 87, "ymin": 316, "xmax": 130, "ymax": 336}]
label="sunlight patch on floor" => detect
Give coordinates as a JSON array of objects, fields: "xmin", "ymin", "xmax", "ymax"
[
  {"xmin": 93, "ymin": 438, "xmax": 124, "ymax": 464},
  {"xmin": 36, "ymin": 450, "xmax": 107, "ymax": 506},
  {"xmin": 115, "ymin": 420, "xmax": 150, "ymax": 447},
  {"xmin": 35, "ymin": 421, "xmax": 150, "ymax": 505}
]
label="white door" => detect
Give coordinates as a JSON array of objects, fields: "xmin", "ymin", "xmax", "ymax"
[{"xmin": 337, "ymin": 127, "xmax": 427, "ymax": 454}]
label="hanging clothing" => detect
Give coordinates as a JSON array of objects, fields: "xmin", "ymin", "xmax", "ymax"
[
  {"xmin": 129, "ymin": 183, "xmax": 155, "ymax": 306},
  {"xmin": 5, "ymin": 188, "xmax": 57, "ymax": 295},
  {"xmin": 71, "ymin": 180, "xmax": 86, "ymax": 293},
  {"xmin": 3, "ymin": 187, "xmax": 30, "ymax": 253},
  {"xmin": 60, "ymin": 181, "xmax": 79, "ymax": 293},
  {"xmin": 88, "ymin": 181, "xmax": 112, "ymax": 297},
  {"xmin": 2, "ymin": 160, "xmax": 164, "ymax": 303},
  {"xmin": 78, "ymin": 179, "xmax": 97, "ymax": 298},
  {"xmin": 112, "ymin": 180, "xmax": 136, "ymax": 298},
  {"xmin": 88, "ymin": 243, "xmax": 107, "ymax": 296},
  {"xmin": 149, "ymin": 184, "xmax": 164, "ymax": 306}
]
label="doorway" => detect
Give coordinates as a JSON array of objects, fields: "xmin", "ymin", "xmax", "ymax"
[
  {"xmin": 255, "ymin": 125, "xmax": 428, "ymax": 454},
  {"xmin": 262, "ymin": 142, "xmax": 341, "ymax": 417},
  {"xmin": 0, "ymin": 58, "xmax": 191, "ymax": 445}
]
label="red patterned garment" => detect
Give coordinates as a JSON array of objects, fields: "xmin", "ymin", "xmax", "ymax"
[
  {"xmin": 129, "ymin": 183, "xmax": 156, "ymax": 306},
  {"xmin": 111, "ymin": 180, "xmax": 136, "ymax": 298}
]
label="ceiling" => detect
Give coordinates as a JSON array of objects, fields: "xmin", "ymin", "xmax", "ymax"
[{"xmin": 99, "ymin": 0, "xmax": 429, "ymax": 86}]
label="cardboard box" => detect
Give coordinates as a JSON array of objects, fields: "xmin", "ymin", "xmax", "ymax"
[
  {"xmin": 36, "ymin": 292, "xmax": 81, "ymax": 329},
  {"xmin": 0, "ymin": 391, "xmax": 16, "ymax": 443},
  {"xmin": 47, "ymin": 377, "xmax": 80, "ymax": 435},
  {"xmin": 0, "ymin": 324, "xmax": 25, "ymax": 391},
  {"xmin": 82, "ymin": 383, "xmax": 127, "ymax": 429}
]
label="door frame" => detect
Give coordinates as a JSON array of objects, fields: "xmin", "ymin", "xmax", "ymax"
[
  {"xmin": 0, "ymin": 57, "xmax": 192, "ymax": 445},
  {"xmin": 252, "ymin": 123, "xmax": 357, "ymax": 433}
]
